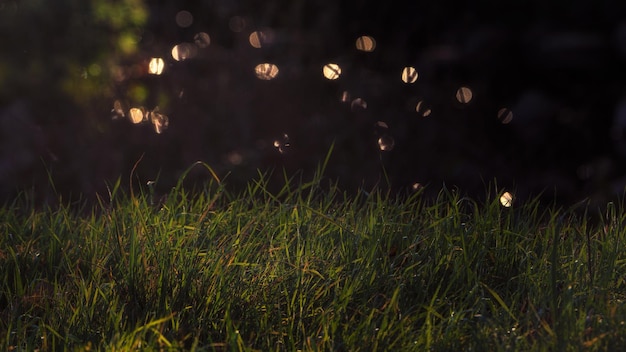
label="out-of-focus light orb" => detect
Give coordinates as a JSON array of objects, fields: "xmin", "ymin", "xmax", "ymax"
[
  {"xmin": 175, "ymin": 10, "xmax": 193, "ymax": 28},
  {"xmin": 412, "ymin": 182, "xmax": 422, "ymax": 191},
  {"xmin": 148, "ymin": 57, "xmax": 165, "ymax": 75},
  {"xmin": 415, "ymin": 100, "xmax": 432, "ymax": 117},
  {"xmin": 249, "ymin": 30, "xmax": 273, "ymax": 48},
  {"xmin": 249, "ymin": 32, "xmax": 262, "ymax": 48},
  {"xmin": 378, "ymin": 134, "xmax": 395, "ymax": 151},
  {"xmin": 341, "ymin": 91, "xmax": 350, "ymax": 103},
  {"xmin": 150, "ymin": 109, "xmax": 169, "ymax": 134},
  {"xmin": 129, "ymin": 107, "xmax": 144, "ymax": 124},
  {"xmin": 355, "ymin": 35, "xmax": 376, "ymax": 52},
  {"xmin": 497, "ymin": 107, "xmax": 513, "ymax": 124},
  {"xmin": 171, "ymin": 43, "xmax": 197, "ymax": 61},
  {"xmin": 194, "ymin": 32, "xmax": 211, "ymax": 48},
  {"xmin": 323, "ymin": 63, "xmax": 341, "ymax": 80},
  {"xmin": 456, "ymin": 86, "xmax": 473, "ymax": 104},
  {"xmin": 401, "ymin": 66, "xmax": 418, "ymax": 83},
  {"xmin": 500, "ymin": 191, "xmax": 513, "ymax": 207},
  {"xmin": 274, "ymin": 133, "xmax": 290, "ymax": 154},
  {"xmin": 254, "ymin": 63, "xmax": 279, "ymax": 80}
]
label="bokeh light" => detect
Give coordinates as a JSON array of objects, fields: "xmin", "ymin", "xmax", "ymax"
[
  {"xmin": 497, "ymin": 108, "xmax": 513, "ymax": 124},
  {"xmin": 355, "ymin": 36, "xmax": 376, "ymax": 52},
  {"xmin": 148, "ymin": 57, "xmax": 165, "ymax": 75},
  {"xmin": 415, "ymin": 100, "xmax": 432, "ymax": 117},
  {"xmin": 323, "ymin": 63, "xmax": 341, "ymax": 80},
  {"xmin": 274, "ymin": 133, "xmax": 290, "ymax": 154},
  {"xmin": 149, "ymin": 108, "xmax": 169, "ymax": 134},
  {"xmin": 500, "ymin": 191, "xmax": 513, "ymax": 207},
  {"xmin": 175, "ymin": 10, "xmax": 193, "ymax": 28},
  {"xmin": 401, "ymin": 67, "xmax": 418, "ymax": 83},
  {"xmin": 193, "ymin": 32, "xmax": 211, "ymax": 48},
  {"xmin": 456, "ymin": 86, "xmax": 473, "ymax": 104},
  {"xmin": 254, "ymin": 63, "xmax": 279, "ymax": 80},
  {"xmin": 249, "ymin": 30, "xmax": 274, "ymax": 49},
  {"xmin": 341, "ymin": 91, "xmax": 351, "ymax": 103},
  {"xmin": 171, "ymin": 43, "xmax": 198, "ymax": 61},
  {"xmin": 378, "ymin": 134, "xmax": 395, "ymax": 151},
  {"xmin": 129, "ymin": 107, "xmax": 144, "ymax": 124}
]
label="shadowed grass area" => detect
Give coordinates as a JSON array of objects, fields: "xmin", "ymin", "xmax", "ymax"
[{"xmin": 2, "ymin": 162, "xmax": 626, "ymax": 350}]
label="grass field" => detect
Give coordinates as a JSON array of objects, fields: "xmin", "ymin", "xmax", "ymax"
[{"xmin": 2, "ymin": 161, "xmax": 626, "ymax": 351}]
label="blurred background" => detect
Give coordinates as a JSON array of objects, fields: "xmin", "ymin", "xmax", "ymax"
[{"xmin": 1, "ymin": 0, "xmax": 626, "ymax": 206}]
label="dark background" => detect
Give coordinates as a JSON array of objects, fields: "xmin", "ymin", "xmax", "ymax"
[{"xmin": 1, "ymin": 0, "xmax": 626, "ymax": 207}]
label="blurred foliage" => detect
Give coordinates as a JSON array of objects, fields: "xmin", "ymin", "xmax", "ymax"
[{"xmin": 0, "ymin": 0, "xmax": 147, "ymax": 106}]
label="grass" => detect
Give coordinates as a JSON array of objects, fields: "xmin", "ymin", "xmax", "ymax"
[{"xmin": 2, "ymin": 162, "xmax": 626, "ymax": 350}]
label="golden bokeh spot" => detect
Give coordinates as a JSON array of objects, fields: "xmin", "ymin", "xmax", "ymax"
[
  {"xmin": 401, "ymin": 66, "xmax": 418, "ymax": 83},
  {"xmin": 341, "ymin": 91, "xmax": 351, "ymax": 103},
  {"xmin": 148, "ymin": 57, "xmax": 165, "ymax": 75},
  {"xmin": 378, "ymin": 135, "xmax": 395, "ymax": 151},
  {"xmin": 412, "ymin": 182, "xmax": 423, "ymax": 191},
  {"xmin": 175, "ymin": 10, "xmax": 193, "ymax": 28},
  {"xmin": 254, "ymin": 63, "xmax": 279, "ymax": 80},
  {"xmin": 355, "ymin": 36, "xmax": 376, "ymax": 52},
  {"xmin": 323, "ymin": 63, "xmax": 341, "ymax": 80},
  {"xmin": 500, "ymin": 191, "xmax": 513, "ymax": 207},
  {"xmin": 249, "ymin": 32, "xmax": 262, "ymax": 48},
  {"xmin": 194, "ymin": 32, "xmax": 211, "ymax": 48},
  {"xmin": 171, "ymin": 43, "xmax": 198, "ymax": 61},
  {"xmin": 129, "ymin": 107, "xmax": 144, "ymax": 124},
  {"xmin": 249, "ymin": 30, "xmax": 274, "ymax": 48},
  {"xmin": 497, "ymin": 108, "xmax": 513, "ymax": 124},
  {"xmin": 456, "ymin": 86, "xmax": 473, "ymax": 104}
]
